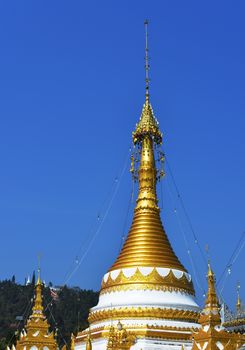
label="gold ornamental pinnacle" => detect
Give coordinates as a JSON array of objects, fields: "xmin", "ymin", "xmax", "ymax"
[{"xmin": 15, "ymin": 269, "xmax": 58, "ymax": 350}]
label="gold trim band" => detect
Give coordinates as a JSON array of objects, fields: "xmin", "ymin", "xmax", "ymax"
[{"xmin": 89, "ymin": 306, "xmax": 199, "ymax": 324}]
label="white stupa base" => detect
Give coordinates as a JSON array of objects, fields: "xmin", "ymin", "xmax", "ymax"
[
  {"xmin": 93, "ymin": 289, "xmax": 199, "ymax": 313},
  {"xmin": 76, "ymin": 267, "xmax": 200, "ymax": 350},
  {"xmin": 131, "ymin": 338, "xmax": 193, "ymax": 350},
  {"xmin": 88, "ymin": 318, "xmax": 200, "ymax": 330},
  {"xmin": 75, "ymin": 336, "xmax": 194, "ymax": 350},
  {"xmin": 75, "ymin": 318, "xmax": 199, "ymax": 350}
]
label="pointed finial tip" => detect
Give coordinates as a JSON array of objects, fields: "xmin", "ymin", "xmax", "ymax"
[
  {"xmin": 144, "ymin": 19, "xmax": 150, "ymax": 102},
  {"xmin": 36, "ymin": 253, "xmax": 42, "ymax": 285},
  {"xmin": 36, "ymin": 267, "xmax": 42, "ymax": 286},
  {"xmin": 237, "ymin": 282, "xmax": 241, "ymax": 309},
  {"xmin": 207, "ymin": 260, "xmax": 213, "ymax": 277}
]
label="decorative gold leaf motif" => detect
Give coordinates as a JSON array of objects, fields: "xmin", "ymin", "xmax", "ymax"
[{"xmin": 101, "ymin": 267, "xmax": 194, "ymax": 295}]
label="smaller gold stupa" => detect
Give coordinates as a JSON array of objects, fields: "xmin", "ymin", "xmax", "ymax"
[
  {"xmin": 10, "ymin": 269, "xmax": 58, "ymax": 350},
  {"xmin": 192, "ymin": 263, "xmax": 245, "ymax": 350}
]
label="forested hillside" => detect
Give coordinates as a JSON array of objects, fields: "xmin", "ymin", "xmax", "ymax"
[{"xmin": 0, "ymin": 278, "xmax": 98, "ymax": 350}]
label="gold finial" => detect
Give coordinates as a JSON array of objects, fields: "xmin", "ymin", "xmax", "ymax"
[
  {"xmin": 207, "ymin": 260, "xmax": 213, "ymax": 278},
  {"xmin": 206, "ymin": 261, "xmax": 217, "ymax": 303},
  {"xmin": 132, "ymin": 21, "xmax": 162, "ymax": 145},
  {"xmin": 30, "ymin": 276, "xmax": 44, "ymax": 318},
  {"xmin": 199, "ymin": 262, "xmax": 221, "ymax": 327},
  {"xmin": 36, "ymin": 268, "xmax": 42, "ymax": 286},
  {"xmin": 197, "ymin": 263, "xmax": 221, "ymax": 328},
  {"xmin": 206, "ymin": 262, "xmax": 219, "ymax": 310},
  {"xmin": 144, "ymin": 19, "xmax": 150, "ymax": 103},
  {"xmin": 237, "ymin": 282, "xmax": 241, "ymax": 313},
  {"xmin": 30, "ymin": 256, "xmax": 45, "ymax": 318},
  {"xmin": 36, "ymin": 254, "xmax": 42, "ymax": 286}
]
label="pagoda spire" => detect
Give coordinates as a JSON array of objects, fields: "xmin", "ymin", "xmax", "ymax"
[
  {"xmin": 193, "ymin": 264, "xmax": 245, "ymax": 350},
  {"xmin": 199, "ymin": 262, "xmax": 221, "ymax": 327},
  {"xmin": 30, "ymin": 267, "xmax": 45, "ymax": 319},
  {"xmin": 15, "ymin": 268, "xmax": 58, "ymax": 350},
  {"xmin": 236, "ymin": 282, "xmax": 241, "ymax": 313}
]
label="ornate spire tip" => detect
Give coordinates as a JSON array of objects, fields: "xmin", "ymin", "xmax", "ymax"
[{"xmin": 144, "ymin": 19, "xmax": 150, "ymax": 102}]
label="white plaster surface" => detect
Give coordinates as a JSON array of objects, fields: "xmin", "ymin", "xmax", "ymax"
[
  {"xmin": 92, "ymin": 289, "xmax": 199, "ymax": 312},
  {"xmin": 78, "ymin": 267, "xmax": 199, "ymax": 350},
  {"xmin": 88, "ymin": 318, "xmax": 200, "ymax": 330},
  {"xmin": 75, "ymin": 337, "xmax": 194, "ymax": 350}
]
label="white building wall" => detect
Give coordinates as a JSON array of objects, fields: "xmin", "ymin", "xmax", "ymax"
[{"xmin": 75, "ymin": 337, "xmax": 193, "ymax": 350}]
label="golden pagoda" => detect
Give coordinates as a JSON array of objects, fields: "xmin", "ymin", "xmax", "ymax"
[
  {"xmin": 12, "ymin": 270, "xmax": 58, "ymax": 350},
  {"xmin": 223, "ymin": 285, "xmax": 245, "ymax": 334},
  {"xmin": 192, "ymin": 264, "xmax": 245, "ymax": 350},
  {"xmin": 75, "ymin": 21, "xmax": 200, "ymax": 350}
]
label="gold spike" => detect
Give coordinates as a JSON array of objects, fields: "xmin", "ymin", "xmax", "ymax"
[
  {"xmin": 237, "ymin": 282, "xmax": 241, "ymax": 313},
  {"xmin": 36, "ymin": 254, "xmax": 42, "ymax": 286},
  {"xmin": 205, "ymin": 261, "xmax": 219, "ymax": 308},
  {"xmin": 30, "ymin": 267, "xmax": 44, "ymax": 319},
  {"xmin": 36, "ymin": 267, "xmax": 42, "ymax": 286},
  {"xmin": 199, "ymin": 262, "xmax": 221, "ymax": 327},
  {"xmin": 207, "ymin": 260, "xmax": 213, "ymax": 277}
]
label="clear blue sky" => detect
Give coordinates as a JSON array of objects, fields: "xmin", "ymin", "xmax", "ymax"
[{"xmin": 0, "ymin": 1, "xmax": 244, "ymax": 309}]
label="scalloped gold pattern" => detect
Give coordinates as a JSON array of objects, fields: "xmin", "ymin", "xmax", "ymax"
[{"xmin": 101, "ymin": 267, "xmax": 194, "ymax": 295}]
